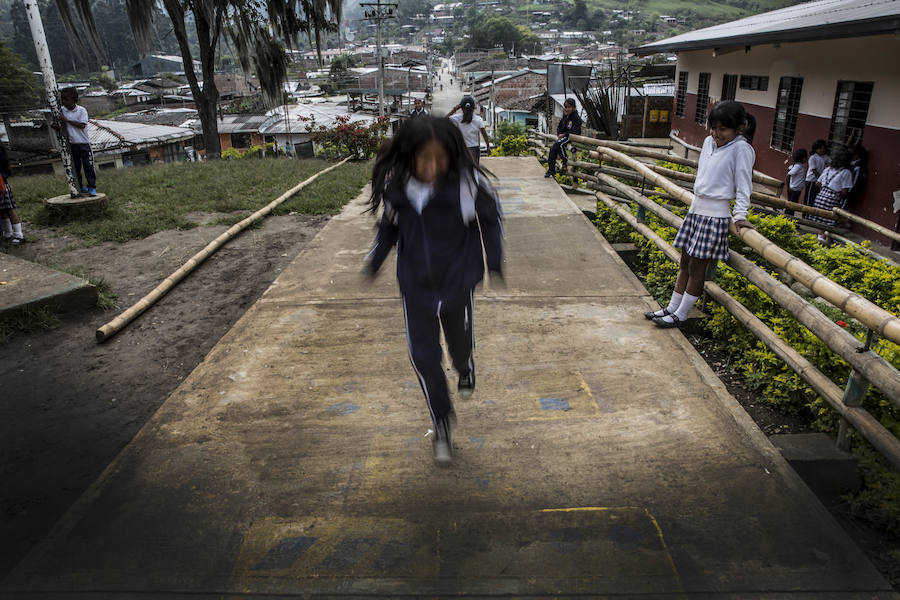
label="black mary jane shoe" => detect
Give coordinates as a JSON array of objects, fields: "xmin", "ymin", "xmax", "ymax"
[
  {"xmin": 644, "ymin": 308, "xmax": 670, "ymax": 320},
  {"xmin": 653, "ymin": 314, "xmax": 683, "ymax": 329}
]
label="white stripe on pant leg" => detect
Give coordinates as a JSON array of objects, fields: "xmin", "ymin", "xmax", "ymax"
[
  {"xmin": 402, "ymin": 295, "xmax": 437, "ymax": 427},
  {"xmin": 466, "ymin": 290, "xmax": 475, "ymax": 373}
]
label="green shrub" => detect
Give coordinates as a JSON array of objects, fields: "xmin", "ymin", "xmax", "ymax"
[
  {"xmin": 491, "ymin": 135, "xmax": 529, "ymax": 157},
  {"xmin": 494, "ymin": 120, "xmax": 526, "ymax": 142},
  {"xmin": 221, "ymin": 148, "xmax": 244, "ymax": 160}
]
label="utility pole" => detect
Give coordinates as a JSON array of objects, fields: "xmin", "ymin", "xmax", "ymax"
[
  {"xmin": 361, "ymin": 0, "xmax": 397, "ymax": 116},
  {"xmin": 24, "ymin": 0, "xmax": 78, "ymax": 197}
]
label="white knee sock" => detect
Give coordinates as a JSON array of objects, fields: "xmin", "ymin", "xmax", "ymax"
[
  {"xmin": 1, "ymin": 218, "xmax": 11, "ymax": 237},
  {"xmin": 651, "ymin": 291, "xmax": 682, "ymax": 318},
  {"xmin": 12, "ymin": 222, "xmax": 23, "ymax": 238},
  {"xmin": 674, "ymin": 293, "xmax": 700, "ymax": 321}
]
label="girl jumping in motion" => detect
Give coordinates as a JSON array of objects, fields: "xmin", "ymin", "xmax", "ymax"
[
  {"xmin": 365, "ymin": 116, "xmax": 504, "ymax": 463},
  {"xmin": 646, "ymin": 100, "xmax": 756, "ymax": 328}
]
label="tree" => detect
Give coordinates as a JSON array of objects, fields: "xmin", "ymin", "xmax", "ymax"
[
  {"xmin": 516, "ymin": 26, "xmax": 542, "ymax": 55},
  {"xmin": 0, "ymin": 42, "xmax": 41, "ymax": 116},
  {"xmin": 329, "ymin": 53, "xmax": 359, "ymax": 90},
  {"xmin": 55, "ymin": 0, "xmax": 341, "ymax": 158},
  {"xmin": 469, "ymin": 16, "xmax": 520, "ymax": 52}
]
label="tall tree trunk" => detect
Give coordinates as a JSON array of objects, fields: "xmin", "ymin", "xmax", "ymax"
[{"xmin": 163, "ymin": 0, "xmax": 222, "ymax": 158}]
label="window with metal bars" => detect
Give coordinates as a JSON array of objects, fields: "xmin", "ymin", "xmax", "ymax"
[
  {"xmin": 721, "ymin": 74, "xmax": 737, "ymax": 101},
  {"xmin": 739, "ymin": 75, "xmax": 768, "ymax": 91},
  {"xmin": 771, "ymin": 76, "xmax": 803, "ymax": 152},
  {"xmin": 829, "ymin": 81, "xmax": 873, "ymax": 150},
  {"xmin": 695, "ymin": 72, "xmax": 710, "ymax": 125},
  {"xmin": 675, "ymin": 71, "xmax": 688, "ymax": 117}
]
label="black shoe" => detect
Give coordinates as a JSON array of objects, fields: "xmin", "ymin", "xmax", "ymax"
[
  {"xmin": 644, "ymin": 308, "xmax": 671, "ymax": 320},
  {"xmin": 653, "ymin": 314, "xmax": 683, "ymax": 329},
  {"xmin": 432, "ymin": 416, "xmax": 452, "ymax": 464},
  {"xmin": 544, "ymin": 170, "xmax": 553, "ymax": 178},
  {"xmin": 458, "ymin": 370, "xmax": 475, "ymax": 398}
]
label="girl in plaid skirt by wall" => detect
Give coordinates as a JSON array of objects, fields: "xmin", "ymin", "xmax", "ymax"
[{"xmin": 646, "ymin": 101, "xmax": 757, "ymax": 329}]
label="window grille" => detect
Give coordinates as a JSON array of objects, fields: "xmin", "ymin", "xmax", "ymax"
[
  {"xmin": 829, "ymin": 81, "xmax": 873, "ymax": 151},
  {"xmin": 675, "ymin": 71, "xmax": 688, "ymax": 117},
  {"xmin": 739, "ymin": 75, "xmax": 769, "ymax": 91},
  {"xmin": 695, "ymin": 72, "xmax": 710, "ymax": 125},
  {"xmin": 721, "ymin": 74, "xmax": 737, "ymax": 101},
  {"xmin": 771, "ymin": 76, "xmax": 803, "ymax": 152}
]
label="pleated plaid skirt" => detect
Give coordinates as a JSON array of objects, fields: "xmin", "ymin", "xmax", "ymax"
[
  {"xmin": 809, "ymin": 186, "xmax": 840, "ymax": 226},
  {"xmin": 0, "ymin": 176, "xmax": 16, "ymax": 211},
  {"xmin": 673, "ymin": 212, "xmax": 731, "ymax": 261}
]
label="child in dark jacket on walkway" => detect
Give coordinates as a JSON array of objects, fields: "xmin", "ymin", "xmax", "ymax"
[{"xmin": 365, "ymin": 116, "xmax": 504, "ymax": 464}]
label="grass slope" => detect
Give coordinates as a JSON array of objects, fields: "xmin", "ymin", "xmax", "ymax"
[{"xmin": 11, "ymin": 158, "xmax": 372, "ymax": 244}]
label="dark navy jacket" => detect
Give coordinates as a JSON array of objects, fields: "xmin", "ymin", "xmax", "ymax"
[
  {"xmin": 367, "ymin": 171, "xmax": 503, "ymax": 309},
  {"xmin": 556, "ymin": 112, "xmax": 583, "ymax": 137}
]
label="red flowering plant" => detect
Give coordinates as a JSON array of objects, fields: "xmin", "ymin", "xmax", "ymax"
[{"xmin": 298, "ymin": 114, "xmax": 390, "ymax": 160}]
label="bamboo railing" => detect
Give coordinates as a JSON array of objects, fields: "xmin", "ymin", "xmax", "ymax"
[
  {"xmin": 529, "ymin": 128, "xmax": 900, "ymax": 466},
  {"xmin": 579, "ymin": 145, "xmax": 900, "ymax": 347},
  {"xmin": 95, "ymin": 157, "xmax": 354, "ymax": 343},
  {"xmin": 590, "ymin": 170, "xmax": 900, "ymax": 405},
  {"xmin": 597, "ymin": 189, "xmax": 900, "ymax": 470}
]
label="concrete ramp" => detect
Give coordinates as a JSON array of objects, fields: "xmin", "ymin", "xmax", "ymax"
[
  {"xmin": 2, "ymin": 157, "xmax": 893, "ymax": 598},
  {"xmin": 0, "ymin": 252, "xmax": 97, "ymax": 317}
]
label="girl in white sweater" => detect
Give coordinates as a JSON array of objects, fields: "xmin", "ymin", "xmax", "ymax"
[{"xmin": 646, "ymin": 101, "xmax": 757, "ymax": 328}]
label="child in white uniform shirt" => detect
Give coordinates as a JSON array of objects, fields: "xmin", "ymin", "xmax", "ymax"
[
  {"xmin": 786, "ymin": 148, "xmax": 808, "ymax": 207},
  {"xmin": 448, "ymin": 96, "xmax": 491, "ymax": 164},
  {"xmin": 646, "ymin": 101, "xmax": 756, "ymax": 328},
  {"xmin": 57, "ymin": 87, "xmax": 97, "ymax": 195},
  {"xmin": 803, "ymin": 139, "xmax": 828, "ymax": 206},
  {"xmin": 810, "ymin": 150, "xmax": 853, "ymax": 227}
]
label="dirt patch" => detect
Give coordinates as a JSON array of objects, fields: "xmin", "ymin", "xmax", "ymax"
[{"xmin": 0, "ymin": 214, "xmax": 328, "ymax": 578}]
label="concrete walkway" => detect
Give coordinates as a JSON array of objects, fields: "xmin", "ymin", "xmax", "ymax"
[{"xmin": 2, "ymin": 157, "xmax": 894, "ymax": 598}]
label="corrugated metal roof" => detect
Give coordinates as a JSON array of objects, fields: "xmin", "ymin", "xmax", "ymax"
[
  {"xmin": 636, "ymin": 0, "xmax": 900, "ymax": 54},
  {"xmin": 89, "ymin": 119, "xmax": 194, "ymax": 150}
]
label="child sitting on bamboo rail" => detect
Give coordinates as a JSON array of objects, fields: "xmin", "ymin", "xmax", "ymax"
[
  {"xmin": 645, "ymin": 100, "xmax": 756, "ymax": 329},
  {"xmin": 544, "ymin": 98, "xmax": 583, "ymax": 178},
  {"xmin": 364, "ymin": 116, "xmax": 504, "ymax": 464}
]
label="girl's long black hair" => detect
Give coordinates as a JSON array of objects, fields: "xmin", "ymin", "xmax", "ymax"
[
  {"xmin": 368, "ymin": 115, "xmax": 489, "ymax": 212},
  {"xmin": 707, "ymin": 100, "xmax": 756, "ymax": 144},
  {"xmin": 460, "ymin": 96, "xmax": 475, "ymax": 124}
]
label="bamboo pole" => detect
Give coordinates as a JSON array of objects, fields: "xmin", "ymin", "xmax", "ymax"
[
  {"xmin": 542, "ymin": 131, "xmax": 897, "ymax": 243},
  {"xmin": 96, "ymin": 157, "xmax": 354, "ymax": 343},
  {"xmin": 596, "ymin": 190, "xmax": 900, "ymax": 470},
  {"xmin": 590, "ymin": 145, "xmax": 900, "ymax": 347},
  {"xmin": 569, "ymin": 160, "xmax": 837, "ymax": 221},
  {"xmin": 531, "ymin": 129, "xmax": 783, "ymax": 188},
  {"xmin": 834, "ymin": 208, "xmax": 900, "ymax": 245},
  {"xmin": 595, "ymin": 172, "xmax": 900, "ymax": 405}
]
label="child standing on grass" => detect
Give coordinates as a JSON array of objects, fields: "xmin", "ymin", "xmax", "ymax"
[
  {"xmin": 786, "ymin": 148, "xmax": 808, "ymax": 207},
  {"xmin": 54, "ymin": 87, "xmax": 97, "ymax": 196},
  {"xmin": 645, "ymin": 100, "xmax": 756, "ymax": 329},
  {"xmin": 365, "ymin": 116, "xmax": 504, "ymax": 464},
  {"xmin": 0, "ymin": 143, "xmax": 24, "ymax": 245}
]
